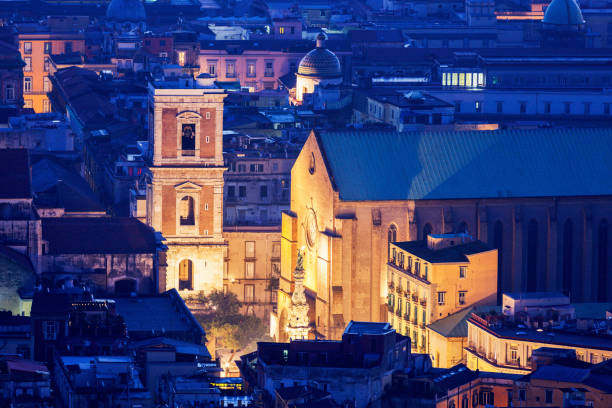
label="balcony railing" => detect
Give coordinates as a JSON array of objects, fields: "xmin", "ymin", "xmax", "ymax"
[
  {"xmin": 411, "ymin": 294, "xmax": 418, "ymax": 302},
  {"xmin": 420, "ymin": 298, "xmax": 427, "ymax": 307}
]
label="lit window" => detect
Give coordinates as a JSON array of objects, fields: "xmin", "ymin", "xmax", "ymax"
[
  {"xmin": 178, "ymin": 51, "xmax": 186, "ymax": 66},
  {"xmin": 44, "ymin": 42, "xmax": 52, "ymax": 54},
  {"xmin": 459, "ymin": 73, "xmax": 465, "ymax": 87},
  {"xmin": 442, "ymin": 72, "xmax": 447, "ymax": 86},
  {"xmin": 452, "ymin": 73, "xmax": 458, "ymax": 86},
  {"xmin": 475, "ymin": 101, "xmax": 482, "ymax": 113},
  {"xmin": 226, "ymin": 60, "xmax": 236, "ymax": 77},
  {"xmin": 279, "ymin": 26, "xmax": 285, "ymax": 35},
  {"xmin": 466, "ymin": 72, "xmax": 472, "ymax": 87},
  {"xmin": 477, "ymin": 73, "xmax": 484, "ymax": 87},
  {"xmin": 246, "ymin": 60, "xmax": 256, "ymax": 77}
]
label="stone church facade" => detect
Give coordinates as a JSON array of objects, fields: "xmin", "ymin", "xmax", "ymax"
[
  {"xmin": 145, "ymin": 82, "xmax": 226, "ymax": 295},
  {"xmin": 276, "ymin": 129, "xmax": 612, "ymax": 341}
]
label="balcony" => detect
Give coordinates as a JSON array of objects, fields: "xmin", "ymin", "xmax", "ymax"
[
  {"xmin": 420, "ymin": 298, "xmax": 427, "ymax": 307},
  {"xmin": 389, "ymin": 281, "xmax": 395, "ymax": 290},
  {"xmin": 411, "ymin": 293, "xmax": 418, "ymax": 302}
]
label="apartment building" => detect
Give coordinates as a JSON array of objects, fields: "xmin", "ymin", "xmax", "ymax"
[
  {"xmin": 17, "ymin": 26, "xmax": 85, "ymax": 112},
  {"xmin": 386, "ymin": 233, "xmax": 497, "ymax": 353}
]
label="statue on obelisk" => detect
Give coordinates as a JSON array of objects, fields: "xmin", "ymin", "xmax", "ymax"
[{"xmin": 286, "ymin": 249, "xmax": 310, "ymax": 340}]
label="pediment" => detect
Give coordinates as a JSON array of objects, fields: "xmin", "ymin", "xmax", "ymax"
[
  {"xmin": 177, "ymin": 110, "xmax": 202, "ymax": 120},
  {"xmin": 174, "ymin": 181, "xmax": 202, "ymax": 191}
]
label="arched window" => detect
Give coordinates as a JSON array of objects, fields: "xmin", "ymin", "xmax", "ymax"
[
  {"xmin": 494, "ymin": 220, "xmax": 503, "ymax": 304},
  {"xmin": 423, "ymin": 223, "xmax": 433, "ymax": 240},
  {"xmin": 462, "ymin": 396, "xmax": 469, "ymax": 408},
  {"xmin": 388, "ymin": 224, "xmax": 398, "ymax": 260},
  {"xmin": 562, "ymin": 219, "xmax": 573, "ymax": 295},
  {"xmin": 181, "ymin": 123, "xmax": 196, "ymax": 151},
  {"xmin": 179, "ymin": 259, "xmax": 193, "ymax": 291},
  {"xmin": 449, "ymin": 400, "xmax": 456, "ymax": 408},
  {"xmin": 457, "ymin": 221, "xmax": 468, "ymax": 234},
  {"xmin": 526, "ymin": 219, "xmax": 538, "ymax": 292},
  {"xmin": 180, "ymin": 196, "xmax": 195, "ymax": 225},
  {"xmin": 598, "ymin": 219, "xmax": 609, "ymax": 302}
]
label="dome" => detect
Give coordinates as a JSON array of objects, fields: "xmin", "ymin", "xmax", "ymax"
[
  {"xmin": 543, "ymin": 0, "xmax": 585, "ymax": 27},
  {"xmin": 106, "ymin": 0, "xmax": 146, "ymax": 22},
  {"xmin": 297, "ymin": 33, "xmax": 342, "ymax": 79}
]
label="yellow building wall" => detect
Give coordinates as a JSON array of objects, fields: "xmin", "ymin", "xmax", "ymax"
[{"xmin": 428, "ymin": 329, "xmax": 466, "ymax": 368}]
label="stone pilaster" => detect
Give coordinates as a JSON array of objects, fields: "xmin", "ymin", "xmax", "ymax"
[
  {"xmin": 546, "ymin": 204, "xmax": 558, "ymax": 291},
  {"xmin": 512, "ymin": 206, "xmax": 523, "ymax": 292}
]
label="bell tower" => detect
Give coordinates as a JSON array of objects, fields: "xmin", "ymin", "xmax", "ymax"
[{"xmin": 146, "ymin": 77, "xmax": 227, "ymax": 294}]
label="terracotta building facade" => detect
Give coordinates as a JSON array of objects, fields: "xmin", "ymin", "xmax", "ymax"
[{"xmin": 145, "ymin": 81, "xmax": 226, "ymax": 295}]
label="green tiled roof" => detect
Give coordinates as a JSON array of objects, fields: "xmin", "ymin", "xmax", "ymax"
[
  {"xmin": 428, "ymin": 305, "xmax": 499, "ymax": 338},
  {"xmin": 317, "ymin": 129, "xmax": 612, "ymax": 201}
]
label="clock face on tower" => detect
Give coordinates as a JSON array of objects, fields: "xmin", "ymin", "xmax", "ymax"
[{"xmin": 306, "ymin": 210, "xmax": 318, "ymax": 248}]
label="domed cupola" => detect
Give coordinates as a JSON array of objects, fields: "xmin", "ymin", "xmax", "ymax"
[
  {"xmin": 297, "ymin": 33, "xmax": 342, "ymax": 79},
  {"xmin": 543, "ymin": 0, "xmax": 585, "ymax": 30},
  {"xmin": 106, "ymin": 0, "xmax": 146, "ymax": 23}
]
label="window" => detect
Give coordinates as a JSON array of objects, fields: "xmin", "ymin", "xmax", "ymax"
[
  {"xmin": 23, "ymin": 57, "xmax": 33, "ymax": 73},
  {"xmin": 180, "ymin": 196, "xmax": 195, "ymax": 225},
  {"xmin": 475, "ymin": 101, "xmax": 482, "ymax": 113},
  {"xmin": 604, "ymin": 103, "xmax": 611, "ymax": 115},
  {"xmin": 264, "ymin": 60, "xmax": 274, "ymax": 77},
  {"xmin": 43, "ymin": 77, "xmax": 52, "ymax": 92},
  {"xmin": 479, "ymin": 390, "xmax": 494, "ymax": 406},
  {"xmin": 246, "ymin": 60, "xmax": 256, "ymax": 77},
  {"xmin": 177, "ymin": 51, "xmax": 186, "ymax": 66},
  {"xmin": 545, "ymin": 390, "xmax": 553, "ymax": 403},
  {"xmin": 437, "ymin": 291, "xmax": 446, "ymax": 305},
  {"xmin": 245, "ymin": 284, "xmax": 254, "ymax": 302},
  {"xmin": 455, "ymin": 101, "xmax": 461, "ymax": 113},
  {"xmin": 260, "ymin": 185, "xmax": 268, "ymax": 198},
  {"xmin": 64, "ymin": 42, "xmax": 72, "ymax": 53},
  {"xmin": 226, "ymin": 60, "xmax": 236, "ymax": 77},
  {"xmin": 544, "ymin": 101, "xmax": 551, "ymax": 114},
  {"xmin": 459, "ymin": 291, "xmax": 466, "ymax": 305},
  {"xmin": 238, "ymin": 185, "xmax": 246, "ymax": 198},
  {"xmin": 43, "ymin": 99, "xmax": 50, "ymax": 113},
  {"xmin": 279, "ymin": 26, "xmax": 285, "ymax": 35},
  {"xmin": 5, "ymin": 83, "xmax": 14, "ymax": 101},
  {"xmin": 43, "ymin": 321, "xmax": 57, "ymax": 340},
  {"xmin": 24, "ymin": 77, "xmax": 32, "ymax": 93},
  {"xmin": 24, "ymin": 99, "xmax": 32, "ymax": 108},
  {"xmin": 564, "ymin": 102, "xmax": 571, "ymax": 114},
  {"xmin": 245, "ymin": 261, "xmax": 255, "ymax": 279},
  {"xmin": 245, "ymin": 241, "xmax": 255, "ymax": 258},
  {"xmin": 415, "ymin": 262, "xmax": 420, "ymax": 276},
  {"xmin": 208, "ymin": 60, "xmax": 216, "ymax": 75},
  {"xmin": 584, "ymin": 102, "xmax": 591, "ymax": 115},
  {"xmin": 520, "ymin": 101, "xmax": 526, "ymax": 114},
  {"xmin": 44, "ymin": 42, "xmax": 52, "ymax": 54},
  {"xmin": 179, "ymin": 259, "xmax": 193, "ymax": 290},
  {"xmin": 496, "ymin": 101, "xmax": 503, "ymax": 113},
  {"xmin": 24, "ymin": 42, "xmax": 32, "ymax": 54},
  {"xmin": 181, "ymin": 123, "xmax": 195, "ymax": 153},
  {"xmin": 228, "ymin": 185, "xmax": 235, "ymax": 198},
  {"xmin": 459, "ymin": 266, "xmax": 466, "ymax": 278},
  {"xmin": 519, "ymin": 389, "xmax": 526, "ymax": 401}
]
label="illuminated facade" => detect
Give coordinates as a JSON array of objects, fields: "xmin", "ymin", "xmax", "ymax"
[
  {"xmin": 275, "ymin": 129, "xmax": 612, "ymax": 341},
  {"xmin": 17, "ymin": 31, "xmax": 85, "ymax": 113},
  {"xmin": 386, "ymin": 234, "xmax": 497, "ymax": 355},
  {"xmin": 145, "ymin": 78, "xmax": 226, "ymax": 295}
]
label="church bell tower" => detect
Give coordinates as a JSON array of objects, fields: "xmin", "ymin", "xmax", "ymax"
[{"xmin": 145, "ymin": 77, "xmax": 227, "ymax": 294}]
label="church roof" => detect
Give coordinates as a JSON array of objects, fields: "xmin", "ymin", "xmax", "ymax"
[
  {"xmin": 315, "ymin": 128, "xmax": 612, "ymax": 201},
  {"xmin": 543, "ymin": 0, "xmax": 585, "ymax": 26}
]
